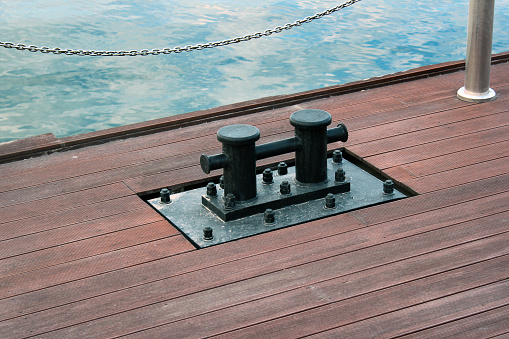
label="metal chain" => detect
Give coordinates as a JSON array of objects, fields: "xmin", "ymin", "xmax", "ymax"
[{"xmin": 0, "ymin": 0, "xmax": 361, "ymax": 56}]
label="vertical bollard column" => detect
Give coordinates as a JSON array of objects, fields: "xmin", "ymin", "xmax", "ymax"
[
  {"xmin": 290, "ymin": 109, "xmax": 332, "ymax": 184},
  {"xmin": 457, "ymin": 0, "xmax": 497, "ymax": 102},
  {"xmin": 216, "ymin": 124, "xmax": 260, "ymax": 201}
]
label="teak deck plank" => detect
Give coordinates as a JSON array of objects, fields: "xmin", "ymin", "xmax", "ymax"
[
  {"xmin": 396, "ymin": 304, "xmax": 509, "ymax": 339},
  {"xmin": 347, "ymin": 106, "xmax": 509, "ymax": 159},
  {"xmin": 0, "ymin": 195, "xmax": 154, "ymax": 240},
  {"xmin": 0, "ymin": 220, "xmax": 178, "ymax": 278},
  {"xmin": 396, "ymin": 155, "xmax": 509, "ymax": 194},
  {"xmin": 364, "ymin": 124, "xmax": 509, "ymax": 170},
  {"xmin": 0, "ymin": 235, "xmax": 195, "ymax": 300},
  {"xmin": 386, "ymin": 140, "xmax": 509, "ymax": 178},
  {"xmin": 4, "ymin": 202, "xmax": 508, "ymax": 337},
  {"xmin": 0, "ymin": 182, "xmax": 134, "ymax": 222},
  {"xmin": 0, "ymin": 175, "xmax": 505, "ymax": 322},
  {"xmin": 2, "ymin": 189, "xmax": 507, "ymax": 336},
  {"xmin": 29, "ymin": 246, "xmax": 509, "ymax": 337},
  {"xmin": 127, "ymin": 257, "xmax": 509, "ymax": 338},
  {"xmin": 0, "ymin": 57, "xmax": 508, "ymax": 337},
  {"xmin": 208, "ymin": 262, "xmax": 509, "ymax": 339},
  {"xmin": 306, "ymin": 278, "xmax": 509, "ymax": 339}
]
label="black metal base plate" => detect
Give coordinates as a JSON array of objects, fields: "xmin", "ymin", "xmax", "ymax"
[
  {"xmin": 148, "ymin": 158, "xmax": 407, "ymax": 248},
  {"xmin": 202, "ymin": 178, "xmax": 350, "ymax": 222}
]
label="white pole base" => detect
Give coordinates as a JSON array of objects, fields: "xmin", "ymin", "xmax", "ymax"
[{"xmin": 457, "ymin": 86, "xmax": 496, "ymax": 103}]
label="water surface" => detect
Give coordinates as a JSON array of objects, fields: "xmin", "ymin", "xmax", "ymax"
[{"xmin": 1, "ymin": 0, "xmax": 508, "ymax": 142}]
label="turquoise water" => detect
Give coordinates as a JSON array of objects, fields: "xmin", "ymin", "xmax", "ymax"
[{"xmin": 1, "ymin": 0, "xmax": 509, "ymax": 143}]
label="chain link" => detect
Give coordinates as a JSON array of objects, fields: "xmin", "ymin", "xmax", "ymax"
[{"xmin": 0, "ymin": 0, "xmax": 361, "ymax": 56}]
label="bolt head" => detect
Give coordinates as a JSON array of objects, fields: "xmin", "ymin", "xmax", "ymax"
[
  {"xmin": 325, "ymin": 193, "xmax": 336, "ymax": 208},
  {"xmin": 206, "ymin": 182, "xmax": 217, "ymax": 197},
  {"xmin": 280, "ymin": 181, "xmax": 291, "ymax": 195},
  {"xmin": 278, "ymin": 162, "xmax": 288, "ymax": 175},
  {"xmin": 264, "ymin": 209, "xmax": 275, "ymax": 224},
  {"xmin": 160, "ymin": 188, "xmax": 171, "ymax": 204},
  {"xmin": 335, "ymin": 169, "xmax": 346, "ymax": 182},
  {"xmin": 383, "ymin": 180, "xmax": 394, "ymax": 194},
  {"xmin": 332, "ymin": 150, "xmax": 343, "ymax": 163},
  {"xmin": 263, "ymin": 168, "xmax": 274, "ymax": 184},
  {"xmin": 224, "ymin": 193, "xmax": 236, "ymax": 209},
  {"xmin": 203, "ymin": 227, "xmax": 213, "ymax": 241}
]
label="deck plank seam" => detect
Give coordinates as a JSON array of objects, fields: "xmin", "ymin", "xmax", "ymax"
[
  {"xmin": 0, "ymin": 180, "xmax": 136, "ymax": 208},
  {"xmin": 340, "ymin": 96, "xmax": 473, "ymax": 129},
  {"xmin": 0, "ymin": 203, "xmax": 161, "ymax": 242},
  {"xmin": 193, "ymin": 265, "xmax": 509, "ymax": 338},
  {"xmin": 3, "ymin": 202, "xmax": 507, "ymax": 324},
  {"xmin": 365, "ymin": 125, "xmax": 509, "ymax": 171},
  {"xmin": 348, "ymin": 118, "xmax": 509, "ymax": 161},
  {"xmin": 298, "ymin": 280, "xmax": 509, "ymax": 339},
  {"xmin": 110, "ymin": 256, "xmax": 509, "ymax": 339},
  {"xmin": 9, "ymin": 229, "xmax": 509, "ymax": 337},
  {"xmin": 368, "ymin": 123, "xmax": 509, "ymax": 159},
  {"xmin": 0, "ymin": 237, "xmax": 195, "ymax": 301},
  {"xmin": 391, "ymin": 151, "xmax": 509, "ymax": 179},
  {"xmin": 390, "ymin": 303, "xmax": 509, "ymax": 339},
  {"xmin": 346, "ymin": 107, "xmax": 509, "ymax": 150},
  {"xmin": 407, "ymin": 158, "xmax": 509, "ymax": 194},
  {"xmin": 2, "ymin": 179, "xmax": 504, "ymax": 295},
  {"xmin": 0, "ymin": 193, "xmax": 137, "ymax": 225},
  {"xmin": 350, "ymin": 174, "xmax": 509, "ymax": 222},
  {"xmin": 0, "ymin": 232, "xmax": 182, "ymax": 281},
  {"xmin": 0, "ymin": 217, "xmax": 173, "ymax": 260}
]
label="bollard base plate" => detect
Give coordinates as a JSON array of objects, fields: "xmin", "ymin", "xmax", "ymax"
[
  {"xmin": 202, "ymin": 178, "xmax": 350, "ymax": 222},
  {"xmin": 148, "ymin": 158, "xmax": 407, "ymax": 248}
]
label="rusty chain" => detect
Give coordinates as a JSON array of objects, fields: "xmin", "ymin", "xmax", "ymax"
[{"xmin": 0, "ymin": 0, "xmax": 361, "ymax": 56}]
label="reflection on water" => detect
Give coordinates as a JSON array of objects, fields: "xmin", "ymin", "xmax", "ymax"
[{"xmin": 1, "ymin": 0, "xmax": 508, "ymax": 142}]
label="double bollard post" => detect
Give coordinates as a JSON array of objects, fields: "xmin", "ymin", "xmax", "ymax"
[
  {"xmin": 200, "ymin": 109, "xmax": 348, "ymax": 206},
  {"xmin": 149, "ymin": 109, "xmax": 410, "ymax": 246}
]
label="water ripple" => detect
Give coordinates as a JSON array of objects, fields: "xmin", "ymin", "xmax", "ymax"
[{"xmin": 1, "ymin": 0, "xmax": 508, "ymax": 142}]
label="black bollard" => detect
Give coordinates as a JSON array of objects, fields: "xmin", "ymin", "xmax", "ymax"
[
  {"xmin": 290, "ymin": 109, "xmax": 331, "ymax": 184},
  {"xmin": 200, "ymin": 110, "xmax": 348, "ymax": 202},
  {"xmin": 201, "ymin": 124, "xmax": 260, "ymax": 201}
]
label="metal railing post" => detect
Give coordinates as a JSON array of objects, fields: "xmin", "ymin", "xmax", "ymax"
[{"xmin": 457, "ymin": 0, "xmax": 496, "ymax": 102}]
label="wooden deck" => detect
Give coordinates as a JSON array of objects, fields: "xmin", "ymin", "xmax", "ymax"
[{"xmin": 0, "ymin": 54, "xmax": 508, "ymax": 338}]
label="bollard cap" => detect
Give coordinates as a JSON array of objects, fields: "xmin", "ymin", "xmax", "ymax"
[
  {"xmin": 290, "ymin": 109, "xmax": 332, "ymax": 129},
  {"xmin": 217, "ymin": 124, "xmax": 260, "ymax": 145}
]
